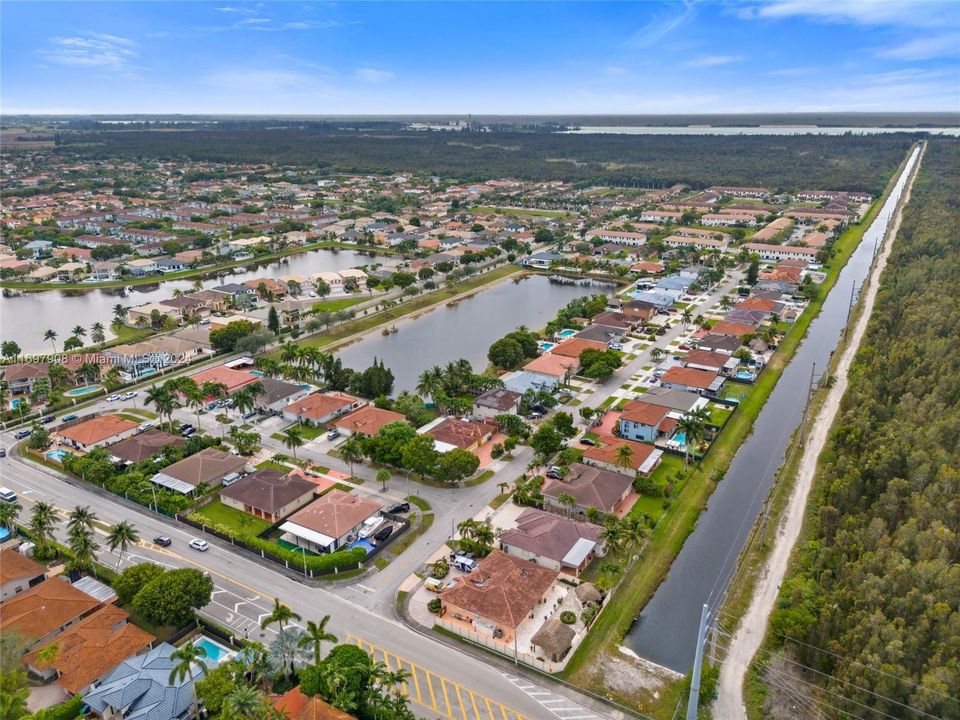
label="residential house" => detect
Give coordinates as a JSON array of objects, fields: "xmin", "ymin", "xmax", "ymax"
[
  {"xmin": 660, "ymin": 366, "xmax": 725, "ymax": 397},
  {"xmin": 158, "ymin": 296, "xmax": 206, "ymax": 320},
  {"xmin": 742, "ymin": 242, "xmax": 819, "ymax": 263},
  {"xmin": 421, "ymin": 416, "xmax": 497, "ymax": 453},
  {"xmin": 189, "ymin": 366, "xmax": 259, "ymax": 397},
  {"xmin": 282, "ymin": 392, "xmax": 365, "ymax": 427},
  {"xmin": 499, "ymin": 508, "xmax": 603, "ymax": 576},
  {"xmin": 541, "ymin": 462, "xmax": 634, "ymax": 516},
  {"xmin": 211, "ymin": 283, "xmax": 255, "ymax": 308},
  {"xmin": 332, "ymin": 405, "xmax": 407, "ymax": 437},
  {"xmin": 439, "ymin": 550, "xmax": 558, "ymax": 644},
  {"xmin": 252, "ymin": 377, "xmax": 311, "ymax": 414},
  {"xmin": 3, "ymin": 362, "xmax": 49, "ymax": 395},
  {"xmin": 150, "ymin": 447, "xmax": 249, "ymax": 495},
  {"xmin": 662, "ymin": 234, "xmax": 728, "ymax": 251},
  {"xmin": 549, "ymin": 338, "xmax": 608, "ymax": 361},
  {"xmin": 0, "ymin": 577, "xmax": 105, "ymax": 648},
  {"xmin": 155, "ymin": 257, "xmax": 186, "ymax": 273},
  {"xmin": 520, "ymin": 251, "xmax": 563, "ymax": 269},
  {"xmin": 709, "ymin": 321, "xmax": 757, "ymax": 339},
  {"xmin": 473, "ymin": 388, "xmax": 522, "ymax": 419},
  {"xmin": 697, "ymin": 333, "xmax": 743, "ymax": 355},
  {"xmin": 522, "ymin": 353, "xmax": 578, "ymax": 386},
  {"xmin": 683, "ymin": 349, "xmax": 740, "ymax": 376},
  {"xmin": 23, "ymin": 605, "xmax": 155, "ymax": 696},
  {"xmin": 620, "ymin": 299, "xmax": 660, "ymax": 322},
  {"xmin": 0, "ymin": 549, "xmax": 46, "ymax": 601},
  {"xmin": 590, "ymin": 229, "xmax": 647, "ymax": 246},
  {"xmin": 91, "ymin": 261, "xmax": 121, "ymax": 281},
  {"xmin": 582, "ymin": 438, "xmax": 663, "ymax": 477},
  {"xmin": 83, "ymin": 642, "xmax": 204, "ymax": 720},
  {"xmin": 279, "ymin": 489, "xmax": 383, "ymax": 554},
  {"xmin": 273, "ymin": 687, "xmax": 355, "ymax": 720},
  {"xmin": 126, "ymin": 302, "xmax": 180, "ymax": 327},
  {"xmin": 219, "ymin": 469, "xmax": 317, "ymax": 523},
  {"xmin": 574, "ymin": 324, "xmax": 625, "ymax": 344},
  {"xmin": 107, "ymin": 430, "xmax": 185, "ymax": 465},
  {"xmin": 618, "ymin": 400, "xmax": 676, "ymax": 443},
  {"xmin": 59, "ymin": 415, "xmax": 140, "ymax": 451},
  {"xmin": 590, "ymin": 311, "xmax": 634, "ymax": 332}
]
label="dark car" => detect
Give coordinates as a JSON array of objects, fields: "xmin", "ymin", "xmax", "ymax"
[
  {"xmin": 41, "ymin": 415, "xmax": 56, "ymax": 424},
  {"xmin": 153, "ymin": 536, "xmax": 172, "ymax": 547},
  {"xmin": 373, "ymin": 525, "xmax": 393, "ymax": 543},
  {"xmin": 0, "ymin": 449, "xmax": 6, "ymax": 458},
  {"xmin": 181, "ymin": 427, "xmax": 197, "ymax": 438},
  {"xmin": 179, "ymin": 423, "xmax": 194, "ymax": 433},
  {"xmin": 14, "ymin": 429, "xmax": 32, "ymax": 440},
  {"xmin": 61, "ymin": 414, "xmax": 78, "ymax": 422},
  {"xmin": 579, "ymin": 437, "xmax": 597, "ymax": 446},
  {"xmin": 386, "ymin": 502, "xmax": 410, "ymax": 514}
]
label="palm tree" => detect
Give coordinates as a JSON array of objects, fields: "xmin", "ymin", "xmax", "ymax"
[
  {"xmin": 339, "ymin": 437, "xmax": 364, "ymax": 478},
  {"xmin": 231, "ymin": 388, "xmax": 256, "ymax": 419},
  {"xmin": 43, "ymin": 329, "xmax": 58, "ymax": 353},
  {"xmin": 415, "ymin": 366, "xmax": 444, "ymax": 404},
  {"xmin": 67, "ymin": 505, "xmax": 97, "ymax": 534},
  {"xmin": 261, "ymin": 597, "xmax": 301, "ymax": 632},
  {"xmin": 472, "ymin": 522, "xmax": 495, "ymax": 549},
  {"xmin": 650, "ymin": 346, "xmax": 664, "ymax": 362},
  {"xmin": 615, "ymin": 443, "xmax": 634, "ymax": 471},
  {"xmin": 71, "ymin": 325, "xmax": 87, "ymax": 341},
  {"xmin": 457, "ymin": 518, "xmax": 477, "ymax": 540},
  {"xmin": 376, "ymin": 467, "xmax": 391, "ymax": 492},
  {"xmin": 68, "ymin": 526, "xmax": 99, "ymax": 577},
  {"xmin": 106, "ymin": 520, "xmax": 139, "ymax": 570},
  {"xmin": 681, "ymin": 308, "xmax": 692, "ymax": 327},
  {"xmin": 29, "ymin": 501, "xmax": 57, "ymax": 552},
  {"xmin": 298, "ymin": 615, "xmax": 337, "ymax": 666},
  {"xmin": 268, "ymin": 626, "xmax": 307, "ymax": 680},
  {"xmin": 91, "ymin": 322, "xmax": 106, "ymax": 347},
  {"xmin": 676, "ymin": 412, "xmax": 706, "ymax": 467},
  {"xmin": 281, "ymin": 427, "xmax": 304, "ymax": 461},
  {"xmin": 600, "ymin": 521, "xmax": 626, "ymax": 555},
  {"xmin": 182, "ymin": 381, "xmax": 205, "ymax": 430},
  {"xmin": 557, "ymin": 492, "xmax": 577, "ymax": 518},
  {"xmin": 221, "ymin": 685, "xmax": 264, "ymax": 720},
  {"xmin": 168, "ymin": 642, "xmax": 207, "ymax": 719},
  {"xmin": 144, "ymin": 384, "xmax": 178, "ymax": 433},
  {"xmin": 280, "ymin": 343, "xmax": 302, "ymax": 366},
  {"xmin": 112, "ymin": 304, "xmax": 128, "ymax": 326},
  {"xmin": 619, "ymin": 515, "xmax": 649, "ymax": 549},
  {"xmin": 0, "ymin": 500, "xmax": 21, "ymax": 531}
]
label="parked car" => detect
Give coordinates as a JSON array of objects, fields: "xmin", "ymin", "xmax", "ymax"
[
  {"xmin": 121, "ymin": 391, "xmax": 138, "ymax": 401},
  {"xmin": 579, "ymin": 437, "xmax": 597, "ymax": 446},
  {"xmin": 138, "ymin": 422, "xmax": 155, "ymax": 433},
  {"xmin": 386, "ymin": 502, "xmax": 410, "ymax": 514},
  {"xmin": 0, "ymin": 487, "xmax": 17, "ymax": 502},
  {"xmin": 0, "ymin": 449, "xmax": 6, "ymax": 458},
  {"xmin": 452, "ymin": 555, "xmax": 478, "ymax": 573},
  {"xmin": 326, "ymin": 429, "xmax": 341, "ymax": 441},
  {"xmin": 608, "ymin": 342, "xmax": 625, "ymax": 351},
  {"xmin": 546, "ymin": 469, "xmax": 562, "ymax": 479},
  {"xmin": 41, "ymin": 415, "xmax": 56, "ymax": 424},
  {"xmin": 527, "ymin": 412, "xmax": 543, "ymax": 420},
  {"xmin": 242, "ymin": 411, "xmax": 257, "ymax": 421},
  {"xmin": 14, "ymin": 429, "xmax": 32, "ymax": 440},
  {"xmin": 153, "ymin": 536, "xmax": 172, "ymax": 547},
  {"xmin": 106, "ymin": 394, "xmax": 121, "ymax": 402},
  {"xmin": 678, "ymin": 344, "xmax": 691, "ymax": 350},
  {"xmin": 425, "ymin": 577, "xmax": 454, "ymax": 593},
  {"xmin": 181, "ymin": 427, "xmax": 197, "ymax": 438},
  {"xmin": 61, "ymin": 414, "xmax": 78, "ymax": 422},
  {"xmin": 189, "ymin": 539, "xmax": 209, "ymax": 552},
  {"xmin": 373, "ymin": 525, "xmax": 393, "ymax": 543}
]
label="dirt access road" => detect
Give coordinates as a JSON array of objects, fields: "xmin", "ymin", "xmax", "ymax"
[{"xmin": 714, "ymin": 142, "xmax": 925, "ymax": 720}]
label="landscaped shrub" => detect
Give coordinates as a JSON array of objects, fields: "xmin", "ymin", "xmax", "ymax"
[
  {"xmin": 580, "ymin": 604, "xmax": 598, "ymax": 626},
  {"xmin": 559, "ymin": 611, "xmax": 576, "ymax": 624},
  {"xmin": 431, "ymin": 559, "xmax": 449, "ymax": 579},
  {"xmin": 427, "ymin": 598, "xmax": 442, "ymax": 614}
]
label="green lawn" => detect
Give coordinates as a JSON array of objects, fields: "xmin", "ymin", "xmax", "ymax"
[
  {"xmin": 707, "ymin": 402, "xmax": 734, "ymax": 427},
  {"xmin": 406, "ymin": 495, "xmax": 432, "ymax": 512},
  {"xmin": 464, "ymin": 469, "xmax": 495, "ymax": 487},
  {"xmin": 256, "ymin": 459, "xmax": 291, "ymax": 472},
  {"xmin": 471, "ymin": 206, "xmax": 573, "ymax": 219},
  {"xmin": 192, "ymin": 499, "xmax": 272, "ymax": 536},
  {"xmin": 312, "ymin": 296, "xmax": 366, "ymax": 313}
]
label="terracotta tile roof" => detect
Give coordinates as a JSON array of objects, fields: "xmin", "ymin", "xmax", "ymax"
[
  {"xmin": 426, "ymin": 417, "xmax": 496, "ymax": 449},
  {"xmin": 285, "ymin": 490, "xmax": 382, "ymax": 540},
  {"xmin": 273, "ymin": 687, "xmax": 355, "ymax": 720},
  {"xmin": 2, "ymin": 362, "xmax": 49, "ymax": 382},
  {"xmin": 333, "ymin": 406, "xmax": 406, "ymax": 436},
  {"xmin": 0, "ymin": 549, "xmax": 46, "ymax": 585},
  {"xmin": 523, "ymin": 353, "xmax": 579, "ymax": 378},
  {"xmin": 284, "ymin": 393, "xmax": 359, "ymax": 422},
  {"xmin": 660, "ymin": 366, "xmax": 718, "ymax": 389},
  {"xmin": 582, "ymin": 438, "xmax": 658, "ymax": 472},
  {"xmin": 22, "ymin": 605, "xmax": 154, "ymax": 693},
  {"xmin": 620, "ymin": 400, "xmax": 670, "ymax": 426},
  {"xmin": 441, "ymin": 550, "xmax": 558, "ymax": 629},
  {"xmin": 709, "ymin": 321, "xmax": 756, "ymax": 338},
  {"xmin": 59, "ymin": 415, "xmax": 138, "ymax": 447},
  {"xmin": 0, "ymin": 578, "xmax": 101, "ymax": 642},
  {"xmin": 550, "ymin": 338, "xmax": 608, "ymax": 359},
  {"xmin": 189, "ymin": 366, "xmax": 258, "ymax": 394},
  {"xmin": 682, "ymin": 349, "xmax": 733, "ymax": 370}
]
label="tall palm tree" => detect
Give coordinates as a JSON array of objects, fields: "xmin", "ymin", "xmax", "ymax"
[
  {"xmin": 457, "ymin": 518, "xmax": 477, "ymax": 540},
  {"xmin": 182, "ymin": 381, "xmax": 206, "ymax": 430},
  {"xmin": 376, "ymin": 467, "xmax": 391, "ymax": 492},
  {"xmin": 168, "ymin": 642, "xmax": 207, "ymax": 720},
  {"xmin": 339, "ymin": 437, "xmax": 364, "ymax": 479},
  {"xmin": 298, "ymin": 615, "xmax": 337, "ymax": 666},
  {"xmin": 281, "ymin": 427, "xmax": 304, "ymax": 461},
  {"xmin": 650, "ymin": 346, "xmax": 664, "ymax": 362},
  {"xmin": 91, "ymin": 322, "xmax": 106, "ymax": 347},
  {"xmin": 71, "ymin": 325, "xmax": 87, "ymax": 340},
  {"xmin": 619, "ymin": 516, "xmax": 649, "ymax": 550},
  {"xmin": 676, "ymin": 412, "xmax": 706, "ymax": 467},
  {"xmin": 0, "ymin": 500, "xmax": 21, "ymax": 531},
  {"xmin": 112, "ymin": 304, "xmax": 128, "ymax": 326},
  {"xmin": 260, "ymin": 597, "xmax": 301, "ymax": 632},
  {"xmin": 106, "ymin": 520, "xmax": 139, "ymax": 570},
  {"xmin": 600, "ymin": 520, "xmax": 625, "ymax": 555},
  {"xmin": 68, "ymin": 526, "xmax": 99, "ymax": 577},
  {"xmin": 557, "ymin": 492, "xmax": 577, "ymax": 518},
  {"xmin": 144, "ymin": 384, "xmax": 177, "ymax": 433},
  {"xmin": 67, "ymin": 505, "xmax": 97, "ymax": 534},
  {"xmin": 221, "ymin": 685, "xmax": 264, "ymax": 720},
  {"xmin": 615, "ymin": 443, "xmax": 634, "ymax": 471},
  {"xmin": 472, "ymin": 522, "xmax": 495, "ymax": 550},
  {"xmin": 231, "ymin": 388, "xmax": 256, "ymax": 419},
  {"xmin": 415, "ymin": 366, "xmax": 444, "ymax": 404},
  {"xmin": 280, "ymin": 343, "xmax": 302, "ymax": 366},
  {"xmin": 43, "ymin": 329, "xmax": 58, "ymax": 353},
  {"xmin": 29, "ymin": 501, "xmax": 57, "ymax": 552}
]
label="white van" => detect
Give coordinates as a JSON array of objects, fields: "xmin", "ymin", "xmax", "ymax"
[
  {"xmin": 453, "ymin": 555, "xmax": 478, "ymax": 573},
  {"xmin": 0, "ymin": 487, "xmax": 17, "ymax": 503},
  {"xmin": 221, "ymin": 472, "xmax": 242, "ymax": 487}
]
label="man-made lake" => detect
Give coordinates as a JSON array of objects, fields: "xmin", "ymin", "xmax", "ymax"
[
  {"xmin": 623, "ymin": 145, "xmax": 921, "ymax": 672},
  {"xmin": 1, "ymin": 248, "xmax": 386, "ymax": 352},
  {"xmin": 564, "ymin": 126, "xmax": 960, "ymax": 136},
  {"xmin": 336, "ymin": 275, "xmax": 610, "ymax": 391}
]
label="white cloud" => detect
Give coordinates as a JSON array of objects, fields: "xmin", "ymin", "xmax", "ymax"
[
  {"xmin": 685, "ymin": 55, "xmax": 740, "ymax": 68},
  {"xmin": 742, "ymin": 1, "xmax": 956, "ymax": 29},
  {"xmin": 37, "ymin": 33, "xmax": 137, "ymax": 69},
  {"xmin": 764, "ymin": 66, "xmax": 817, "ymax": 77},
  {"xmin": 625, "ymin": 1, "xmax": 694, "ymax": 49},
  {"xmin": 875, "ymin": 34, "xmax": 960, "ymax": 61},
  {"xmin": 353, "ymin": 67, "xmax": 394, "ymax": 83},
  {"xmin": 213, "ymin": 6, "xmax": 256, "ymax": 14},
  {"xmin": 238, "ymin": 18, "xmax": 271, "ymax": 25}
]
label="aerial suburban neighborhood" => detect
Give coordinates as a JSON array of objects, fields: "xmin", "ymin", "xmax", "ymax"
[{"xmin": 1, "ymin": 3, "xmax": 957, "ymax": 720}]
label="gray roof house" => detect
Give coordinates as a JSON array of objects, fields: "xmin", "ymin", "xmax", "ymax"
[{"xmin": 83, "ymin": 642, "xmax": 203, "ymax": 720}]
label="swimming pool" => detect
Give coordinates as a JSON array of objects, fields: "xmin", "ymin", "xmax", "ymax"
[
  {"xmin": 66, "ymin": 385, "xmax": 101, "ymax": 397},
  {"xmin": 250, "ymin": 370, "xmax": 265, "ymax": 377},
  {"xmin": 538, "ymin": 341, "xmax": 556, "ymax": 353},
  {"xmin": 735, "ymin": 371, "xmax": 756, "ymax": 381},
  {"xmin": 195, "ymin": 636, "xmax": 235, "ymax": 667},
  {"xmin": 46, "ymin": 449, "xmax": 73, "ymax": 463},
  {"xmin": 10, "ymin": 398, "xmax": 23, "ymax": 410},
  {"xmin": 556, "ymin": 329, "xmax": 577, "ymax": 340},
  {"xmin": 672, "ymin": 432, "xmax": 687, "ymax": 446},
  {"xmin": 0, "ymin": 528, "xmax": 11, "ymax": 542},
  {"xmin": 347, "ymin": 538, "xmax": 375, "ymax": 554}
]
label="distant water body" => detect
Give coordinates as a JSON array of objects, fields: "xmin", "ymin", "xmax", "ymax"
[{"xmin": 564, "ymin": 126, "xmax": 960, "ymax": 136}]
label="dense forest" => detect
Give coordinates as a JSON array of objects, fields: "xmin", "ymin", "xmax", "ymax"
[
  {"xmin": 53, "ymin": 129, "xmax": 915, "ymax": 193},
  {"xmin": 765, "ymin": 139, "xmax": 960, "ymax": 718}
]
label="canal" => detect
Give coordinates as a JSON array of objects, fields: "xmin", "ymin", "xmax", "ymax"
[
  {"xmin": 624, "ymin": 146, "xmax": 921, "ymax": 672},
  {"xmin": 335, "ymin": 274, "xmax": 610, "ymax": 392},
  {"xmin": 1, "ymin": 248, "xmax": 387, "ymax": 352}
]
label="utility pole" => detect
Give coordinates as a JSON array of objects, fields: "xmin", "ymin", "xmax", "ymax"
[
  {"xmin": 843, "ymin": 282, "xmax": 857, "ymax": 338},
  {"xmin": 686, "ymin": 603, "xmax": 710, "ymax": 720}
]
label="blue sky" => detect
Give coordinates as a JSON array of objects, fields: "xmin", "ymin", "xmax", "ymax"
[{"xmin": 2, "ymin": 1, "xmax": 958, "ymax": 114}]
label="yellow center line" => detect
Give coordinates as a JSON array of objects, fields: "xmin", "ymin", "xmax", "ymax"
[{"xmin": 454, "ymin": 683, "xmax": 469, "ymax": 720}]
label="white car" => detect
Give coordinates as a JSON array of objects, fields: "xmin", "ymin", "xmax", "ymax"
[
  {"xmin": 138, "ymin": 422, "xmax": 155, "ymax": 432},
  {"xmin": 121, "ymin": 391, "xmax": 138, "ymax": 400},
  {"xmin": 106, "ymin": 394, "xmax": 121, "ymax": 402},
  {"xmin": 189, "ymin": 539, "xmax": 209, "ymax": 552}
]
